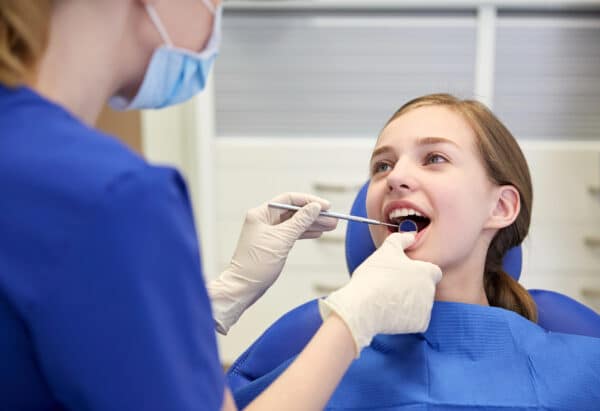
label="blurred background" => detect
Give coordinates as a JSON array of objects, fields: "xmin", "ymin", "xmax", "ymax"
[{"xmin": 98, "ymin": 0, "xmax": 600, "ymax": 366}]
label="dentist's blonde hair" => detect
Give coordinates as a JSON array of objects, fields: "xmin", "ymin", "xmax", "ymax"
[
  {"xmin": 0, "ymin": 1, "xmax": 52, "ymax": 86},
  {"xmin": 385, "ymin": 93, "xmax": 537, "ymax": 322}
]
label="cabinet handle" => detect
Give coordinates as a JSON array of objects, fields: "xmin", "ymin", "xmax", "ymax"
[
  {"xmin": 581, "ymin": 288, "xmax": 600, "ymax": 312},
  {"xmin": 581, "ymin": 288, "xmax": 600, "ymax": 299},
  {"xmin": 312, "ymin": 282, "xmax": 343, "ymax": 294},
  {"xmin": 583, "ymin": 236, "xmax": 600, "ymax": 248},
  {"xmin": 312, "ymin": 182, "xmax": 363, "ymax": 193},
  {"xmin": 317, "ymin": 234, "xmax": 345, "ymax": 244},
  {"xmin": 589, "ymin": 185, "xmax": 600, "ymax": 198}
]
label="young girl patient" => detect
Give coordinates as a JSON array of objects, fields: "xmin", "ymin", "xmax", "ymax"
[{"xmin": 231, "ymin": 94, "xmax": 600, "ymax": 410}]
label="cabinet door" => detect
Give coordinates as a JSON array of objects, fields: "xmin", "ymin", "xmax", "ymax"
[
  {"xmin": 215, "ymin": 141, "xmax": 370, "ymax": 364},
  {"xmin": 215, "ymin": 140, "xmax": 372, "ymax": 270},
  {"xmin": 521, "ymin": 145, "xmax": 600, "ymax": 275},
  {"xmin": 217, "ymin": 265, "xmax": 349, "ymax": 366}
]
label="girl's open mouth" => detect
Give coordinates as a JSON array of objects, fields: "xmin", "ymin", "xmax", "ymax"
[
  {"xmin": 386, "ymin": 208, "xmax": 431, "ymax": 233},
  {"xmin": 383, "ymin": 207, "xmax": 432, "ymax": 250}
]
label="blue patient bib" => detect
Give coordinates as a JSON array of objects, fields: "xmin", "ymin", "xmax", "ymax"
[{"xmin": 234, "ymin": 302, "xmax": 600, "ymax": 410}]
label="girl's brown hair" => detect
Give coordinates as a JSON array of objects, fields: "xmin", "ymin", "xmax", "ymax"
[
  {"xmin": 0, "ymin": 0, "xmax": 52, "ymax": 86},
  {"xmin": 385, "ymin": 93, "xmax": 537, "ymax": 322}
]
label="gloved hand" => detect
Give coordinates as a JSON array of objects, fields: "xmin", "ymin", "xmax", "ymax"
[
  {"xmin": 208, "ymin": 192, "xmax": 338, "ymax": 334},
  {"xmin": 319, "ymin": 232, "xmax": 442, "ymax": 357}
]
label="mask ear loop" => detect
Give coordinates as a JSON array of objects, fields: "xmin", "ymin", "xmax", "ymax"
[
  {"xmin": 200, "ymin": 0, "xmax": 217, "ymax": 15},
  {"xmin": 145, "ymin": 5, "xmax": 174, "ymax": 47}
]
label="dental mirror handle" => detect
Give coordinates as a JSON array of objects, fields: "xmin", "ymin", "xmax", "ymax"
[{"xmin": 268, "ymin": 202, "xmax": 399, "ymax": 229}]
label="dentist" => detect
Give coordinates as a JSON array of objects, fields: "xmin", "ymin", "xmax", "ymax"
[{"xmin": 0, "ymin": 1, "xmax": 442, "ymax": 410}]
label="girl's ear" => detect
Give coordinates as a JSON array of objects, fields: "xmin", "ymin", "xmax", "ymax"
[{"xmin": 485, "ymin": 185, "xmax": 520, "ymax": 230}]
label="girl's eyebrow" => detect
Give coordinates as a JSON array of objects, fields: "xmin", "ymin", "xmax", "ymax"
[
  {"xmin": 370, "ymin": 137, "xmax": 459, "ymax": 162},
  {"xmin": 370, "ymin": 145, "xmax": 394, "ymax": 162},
  {"xmin": 416, "ymin": 136, "xmax": 460, "ymax": 148}
]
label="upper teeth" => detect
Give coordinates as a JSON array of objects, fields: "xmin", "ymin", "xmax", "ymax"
[{"xmin": 389, "ymin": 208, "xmax": 423, "ymax": 219}]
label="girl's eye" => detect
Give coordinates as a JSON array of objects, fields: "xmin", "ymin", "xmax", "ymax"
[
  {"xmin": 424, "ymin": 153, "xmax": 448, "ymax": 165},
  {"xmin": 372, "ymin": 161, "xmax": 393, "ymax": 175}
]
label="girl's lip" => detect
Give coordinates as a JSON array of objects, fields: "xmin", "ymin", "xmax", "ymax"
[{"xmin": 382, "ymin": 200, "xmax": 429, "ymax": 224}]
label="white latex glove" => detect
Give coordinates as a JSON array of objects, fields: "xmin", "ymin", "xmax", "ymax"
[
  {"xmin": 208, "ymin": 192, "xmax": 338, "ymax": 334},
  {"xmin": 319, "ymin": 232, "xmax": 442, "ymax": 357}
]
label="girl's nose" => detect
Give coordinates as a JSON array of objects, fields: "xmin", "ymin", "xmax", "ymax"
[{"xmin": 386, "ymin": 160, "xmax": 418, "ymax": 194}]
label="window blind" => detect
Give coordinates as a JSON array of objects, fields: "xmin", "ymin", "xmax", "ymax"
[
  {"xmin": 214, "ymin": 10, "xmax": 478, "ymax": 138},
  {"xmin": 494, "ymin": 11, "xmax": 600, "ymax": 140}
]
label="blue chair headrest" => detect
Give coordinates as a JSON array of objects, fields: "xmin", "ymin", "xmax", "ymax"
[{"xmin": 345, "ymin": 181, "xmax": 522, "ymax": 280}]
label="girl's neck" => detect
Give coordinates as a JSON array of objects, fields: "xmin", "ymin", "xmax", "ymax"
[
  {"xmin": 434, "ymin": 249, "xmax": 490, "ymax": 306},
  {"xmin": 435, "ymin": 276, "xmax": 489, "ymax": 306}
]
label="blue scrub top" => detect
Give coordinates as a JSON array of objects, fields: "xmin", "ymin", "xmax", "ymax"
[{"xmin": 0, "ymin": 85, "xmax": 225, "ymax": 410}]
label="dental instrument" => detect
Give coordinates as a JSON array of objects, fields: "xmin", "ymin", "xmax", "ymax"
[
  {"xmin": 268, "ymin": 202, "xmax": 418, "ymax": 232},
  {"xmin": 399, "ymin": 219, "xmax": 418, "ymax": 233}
]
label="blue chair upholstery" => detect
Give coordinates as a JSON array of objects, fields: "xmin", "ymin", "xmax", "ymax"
[
  {"xmin": 227, "ymin": 182, "xmax": 600, "ymax": 392},
  {"xmin": 529, "ymin": 289, "xmax": 600, "ymax": 337},
  {"xmin": 227, "ymin": 300, "xmax": 321, "ymax": 392}
]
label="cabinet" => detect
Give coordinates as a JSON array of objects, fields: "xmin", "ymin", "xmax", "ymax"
[
  {"xmin": 519, "ymin": 145, "xmax": 600, "ymax": 313},
  {"xmin": 214, "ymin": 141, "xmax": 370, "ymax": 364},
  {"xmin": 214, "ymin": 140, "xmax": 600, "ymax": 365}
]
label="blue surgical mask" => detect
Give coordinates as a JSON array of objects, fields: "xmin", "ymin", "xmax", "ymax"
[{"xmin": 110, "ymin": 1, "xmax": 222, "ymax": 110}]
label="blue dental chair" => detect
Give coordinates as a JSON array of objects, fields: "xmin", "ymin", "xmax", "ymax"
[{"xmin": 227, "ymin": 182, "xmax": 600, "ymax": 392}]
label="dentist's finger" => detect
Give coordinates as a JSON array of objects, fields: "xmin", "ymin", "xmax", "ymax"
[
  {"xmin": 298, "ymin": 231, "xmax": 324, "ymax": 240},
  {"xmin": 267, "ymin": 192, "xmax": 331, "ymax": 224},
  {"xmin": 381, "ymin": 232, "xmax": 417, "ymax": 257},
  {"xmin": 305, "ymin": 215, "xmax": 338, "ymax": 233},
  {"xmin": 279, "ymin": 202, "xmax": 323, "ymax": 237}
]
